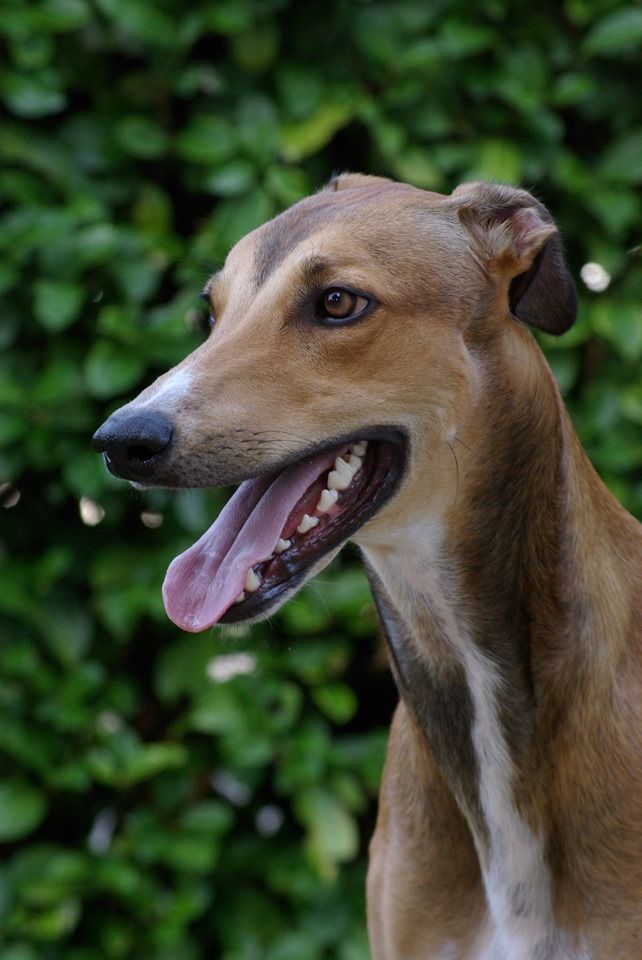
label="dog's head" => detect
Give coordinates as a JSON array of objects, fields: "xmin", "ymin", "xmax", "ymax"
[{"xmin": 93, "ymin": 175, "xmax": 576, "ymax": 631}]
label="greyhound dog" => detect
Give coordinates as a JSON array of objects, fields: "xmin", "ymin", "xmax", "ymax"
[{"xmin": 93, "ymin": 175, "xmax": 642, "ymax": 959}]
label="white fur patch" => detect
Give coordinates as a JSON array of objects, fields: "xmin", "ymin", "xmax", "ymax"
[
  {"xmin": 464, "ymin": 648, "xmax": 551, "ymax": 957},
  {"xmin": 462, "ymin": 647, "xmax": 589, "ymax": 960},
  {"xmin": 133, "ymin": 366, "xmax": 193, "ymax": 411}
]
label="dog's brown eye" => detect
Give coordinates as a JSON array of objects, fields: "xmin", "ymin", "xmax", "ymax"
[
  {"xmin": 319, "ymin": 288, "xmax": 369, "ymax": 323},
  {"xmin": 323, "ymin": 289, "xmax": 355, "ymax": 318}
]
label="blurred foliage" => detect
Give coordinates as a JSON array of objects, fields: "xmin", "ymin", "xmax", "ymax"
[{"xmin": 0, "ymin": 0, "xmax": 641, "ymax": 957}]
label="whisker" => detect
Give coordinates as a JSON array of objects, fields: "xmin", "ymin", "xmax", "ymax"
[
  {"xmin": 452, "ymin": 435, "xmax": 481, "ymax": 459},
  {"xmin": 305, "ymin": 580, "xmax": 332, "ymax": 618},
  {"xmin": 446, "ymin": 440, "xmax": 460, "ymax": 504}
]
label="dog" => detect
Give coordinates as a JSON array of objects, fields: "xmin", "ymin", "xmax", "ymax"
[{"xmin": 93, "ymin": 174, "xmax": 642, "ymax": 959}]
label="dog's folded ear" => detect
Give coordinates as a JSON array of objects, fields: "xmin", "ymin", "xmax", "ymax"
[{"xmin": 451, "ymin": 182, "xmax": 577, "ymax": 335}]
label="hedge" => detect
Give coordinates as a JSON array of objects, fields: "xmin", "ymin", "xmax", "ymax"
[{"xmin": 0, "ymin": 1, "xmax": 640, "ymax": 957}]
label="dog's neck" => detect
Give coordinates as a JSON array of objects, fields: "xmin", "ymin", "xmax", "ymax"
[{"xmin": 358, "ymin": 329, "xmax": 638, "ymax": 940}]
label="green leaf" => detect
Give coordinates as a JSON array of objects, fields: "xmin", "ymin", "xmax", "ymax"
[
  {"xmin": 11, "ymin": 847, "xmax": 89, "ymax": 906},
  {"xmin": 0, "ymin": 263, "xmax": 18, "ymax": 297},
  {"xmin": 620, "ymin": 383, "xmax": 642, "ymax": 425},
  {"xmin": 33, "ymin": 280, "xmax": 83, "ymax": 331},
  {"xmin": 84, "ymin": 339, "xmax": 145, "ymax": 399},
  {"xmin": 0, "ymin": 946, "xmax": 41, "ymax": 960},
  {"xmin": 176, "ymin": 115, "xmax": 238, "ymax": 164},
  {"xmin": 280, "ymin": 102, "xmax": 355, "ymax": 161},
  {"xmin": 154, "ymin": 633, "xmax": 218, "ymax": 702},
  {"xmin": 115, "ymin": 116, "xmax": 169, "ymax": 160},
  {"xmin": 132, "ymin": 185, "xmax": 174, "ymax": 235},
  {"xmin": 93, "ymin": 0, "xmax": 176, "ymax": 47},
  {"xmin": 1, "ymin": 70, "xmax": 66, "ymax": 118},
  {"xmin": 279, "ymin": 587, "xmax": 333, "ymax": 634},
  {"xmin": 37, "ymin": 601, "xmax": 93, "ymax": 666},
  {"xmin": 295, "ymin": 788, "xmax": 359, "ymax": 882},
  {"xmin": 33, "ymin": 0, "xmax": 90, "ymax": 33},
  {"xmin": 112, "ymin": 258, "xmax": 162, "ymax": 303},
  {"xmin": 584, "ymin": 8, "xmax": 642, "ymax": 56},
  {"xmin": 204, "ymin": 0, "xmax": 253, "ymax": 34},
  {"xmin": 277, "ymin": 65, "xmax": 324, "ymax": 120},
  {"xmin": 180, "ymin": 800, "xmax": 233, "ymax": 835},
  {"xmin": 600, "ymin": 131, "xmax": 642, "ymax": 184},
  {"xmin": 585, "ymin": 187, "xmax": 641, "ymax": 235},
  {"xmin": 204, "ymin": 160, "xmax": 257, "ymax": 197},
  {"xmin": 87, "ymin": 732, "xmax": 187, "ymax": 787},
  {"xmin": 440, "ymin": 19, "xmax": 494, "ymax": 57},
  {"xmin": 589, "ymin": 301, "xmax": 642, "ymax": 360},
  {"xmin": 22, "ymin": 900, "xmax": 81, "ymax": 940},
  {"xmin": 237, "ymin": 95, "xmax": 279, "ymax": 157},
  {"xmin": 231, "ymin": 25, "xmax": 279, "ymax": 72},
  {"xmin": 466, "ymin": 139, "xmax": 524, "ymax": 184},
  {"xmin": 265, "ymin": 165, "xmax": 310, "ymax": 205},
  {"xmin": 391, "ymin": 147, "xmax": 441, "ymax": 190},
  {"xmin": 312, "ymin": 683, "xmax": 358, "ymax": 724},
  {"xmin": 0, "ymin": 779, "xmax": 47, "ymax": 841},
  {"xmin": 209, "ymin": 188, "xmax": 275, "ymax": 251}
]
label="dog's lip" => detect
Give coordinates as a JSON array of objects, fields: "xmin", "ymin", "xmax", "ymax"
[
  {"xmin": 116, "ymin": 427, "xmax": 405, "ymax": 493},
  {"xmin": 217, "ymin": 425, "xmax": 407, "ymax": 490},
  {"xmin": 217, "ymin": 429, "xmax": 408, "ymax": 625}
]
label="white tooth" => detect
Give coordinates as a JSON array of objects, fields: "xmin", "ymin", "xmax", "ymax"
[
  {"xmin": 235, "ymin": 591, "xmax": 246, "ymax": 604},
  {"xmin": 316, "ymin": 488, "xmax": 339, "ymax": 513},
  {"xmin": 275, "ymin": 538, "xmax": 291, "ymax": 553},
  {"xmin": 245, "ymin": 568, "xmax": 261, "ymax": 593},
  {"xmin": 297, "ymin": 513, "xmax": 320, "ymax": 534},
  {"xmin": 352, "ymin": 441, "xmax": 367, "ymax": 456},
  {"xmin": 327, "ymin": 469, "xmax": 352, "ymax": 491},
  {"xmin": 346, "ymin": 454, "xmax": 362, "ymax": 473},
  {"xmin": 327, "ymin": 456, "xmax": 354, "ymax": 490}
]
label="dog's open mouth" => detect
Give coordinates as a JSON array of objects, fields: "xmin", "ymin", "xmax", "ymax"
[{"xmin": 162, "ymin": 432, "xmax": 406, "ymax": 632}]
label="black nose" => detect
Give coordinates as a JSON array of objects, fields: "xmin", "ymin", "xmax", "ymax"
[{"xmin": 92, "ymin": 411, "xmax": 173, "ymax": 480}]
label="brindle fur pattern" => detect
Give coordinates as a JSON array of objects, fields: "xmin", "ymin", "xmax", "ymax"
[{"xmin": 101, "ymin": 175, "xmax": 642, "ymax": 958}]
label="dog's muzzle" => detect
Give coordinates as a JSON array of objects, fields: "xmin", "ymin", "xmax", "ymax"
[{"xmin": 92, "ymin": 411, "xmax": 173, "ymax": 482}]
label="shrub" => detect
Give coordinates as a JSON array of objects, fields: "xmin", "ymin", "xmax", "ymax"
[{"xmin": 0, "ymin": 1, "xmax": 640, "ymax": 956}]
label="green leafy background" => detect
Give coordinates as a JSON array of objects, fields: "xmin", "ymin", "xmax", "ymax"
[{"xmin": 1, "ymin": 1, "xmax": 640, "ymax": 957}]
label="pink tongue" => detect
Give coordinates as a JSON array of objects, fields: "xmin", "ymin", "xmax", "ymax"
[{"xmin": 162, "ymin": 447, "xmax": 340, "ymax": 632}]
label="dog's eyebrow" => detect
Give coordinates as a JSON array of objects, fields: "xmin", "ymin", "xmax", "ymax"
[
  {"xmin": 298, "ymin": 255, "xmax": 332, "ymax": 287},
  {"xmin": 253, "ymin": 204, "xmax": 333, "ymax": 287}
]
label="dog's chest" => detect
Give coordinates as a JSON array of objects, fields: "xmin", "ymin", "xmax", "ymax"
[{"xmin": 368, "ymin": 560, "xmax": 588, "ymax": 959}]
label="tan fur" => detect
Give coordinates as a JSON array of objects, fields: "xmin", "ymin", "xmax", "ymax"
[{"xmin": 97, "ymin": 175, "xmax": 642, "ymax": 958}]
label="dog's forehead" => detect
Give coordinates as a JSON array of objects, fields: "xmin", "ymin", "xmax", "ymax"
[{"xmin": 226, "ymin": 180, "xmax": 452, "ymax": 289}]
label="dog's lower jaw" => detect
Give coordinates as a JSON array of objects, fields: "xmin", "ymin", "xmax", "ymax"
[{"xmin": 225, "ymin": 547, "xmax": 345, "ymax": 629}]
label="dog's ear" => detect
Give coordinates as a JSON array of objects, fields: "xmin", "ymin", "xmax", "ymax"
[{"xmin": 451, "ymin": 182, "xmax": 576, "ymax": 335}]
